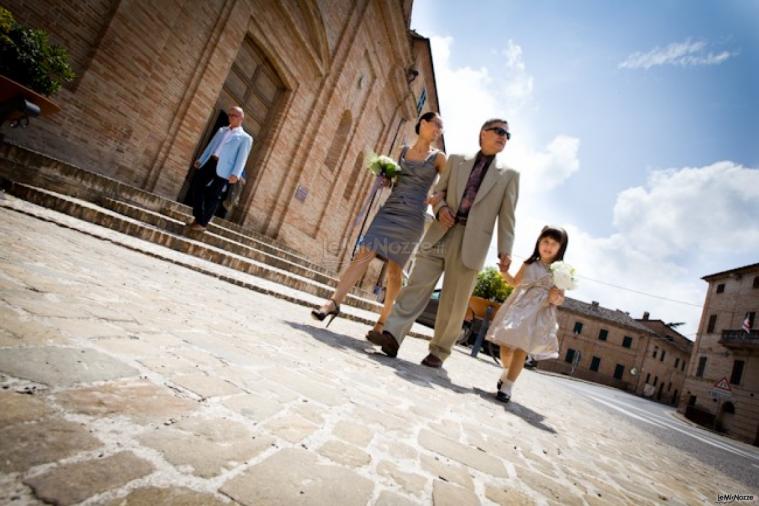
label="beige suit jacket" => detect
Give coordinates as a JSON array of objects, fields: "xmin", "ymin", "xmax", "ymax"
[{"xmin": 425, "ymin": 153, "xmax": 519, "ymax": 271}]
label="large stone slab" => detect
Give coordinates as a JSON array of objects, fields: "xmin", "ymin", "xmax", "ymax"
[
  {"xmin": 262, "ymin": 414, "xmax": 318, "ymax": 443},
  {"xmin": 0, "ymin": 346, "xmax": 139, "ymax": 386},
  {"xmin": 376, "ymin": 491, "xmax": 421, "ymax": 506},
  {"xmin": 138, "ymin": 418, "xmax": 273, "ymax": 478},
  {"xmin": 222, "ymin": 393, "xmax": 283, "ymax": 422},
  {"xmin": 377, "ymin": 460, "xmax": 427, "ymax": 496},
  {"xmin": 333, "ymin": 420, "xmax": 374, "ymax": 447},
  {"xmin": 220, "ymin": 448, "xmax": 374, "ymax": 506},
  {"xmin": 0, "ymin": 418, "xmax": 101, "ymax": 473},
  {"xmin": 484, "ymin": 484, "xmax": 537, "ymax": 506},
  {"xmin": 418, "ymin": 429, "xmax": 506, "ymax": 478},
  {"xmin": 170, "ymin": 372, "xmax": 243, "ymax": 398},
  {"xmin": 0, "ymin": 391, "xmax": 52, "ymax": 425},
  {"xmin": 260, "ymin": 368, "xmax": 346, "ymax": 406},
  {"xmin": 432, "ymin": 479, "xmax": 480, "ymax": 506},
  {"xmin": 420, "ymin": 454, "xmax": 474, "ymax": 491},
  {"xmin": 317, "ymin": 439, "xmax": 371, "ymax": 467},
  {"xmin": 107, "ymin": 486, "xmax": 232, "ymax": 506},
  {"xmin": 55, "ymin": 380, "xmax": 197, "ymax": 422},
  {"xmin": 24, "ymin": 451, "xmax": 153, "ymax": 505}
]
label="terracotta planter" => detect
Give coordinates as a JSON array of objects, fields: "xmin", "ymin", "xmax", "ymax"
[
  {"xmin": 0, "ymin": 74, "xmax": 61, "ymax": 121},
  {"xmin": 467, "ymin": 295, "xmax": 501, "ymax": 321}
]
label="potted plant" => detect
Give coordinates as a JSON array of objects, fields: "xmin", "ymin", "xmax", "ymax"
[
  {"xmin": 0, "ymin": 6, "xmax": 74, "ymax": 120},
  {"xmin": 467, "ymin": 267, "xmax": 513, "ymax": 320}
]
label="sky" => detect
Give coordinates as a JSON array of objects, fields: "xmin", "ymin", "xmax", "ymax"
[{"xmin": 410, "ymin": 0, "xmax": 759, "ymax": 339}]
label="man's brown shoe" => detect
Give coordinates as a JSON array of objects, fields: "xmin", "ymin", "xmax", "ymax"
[
  {"xmin": 421, "ymin": 353, "xmax": 443, "ymax": 368},
  {"xmin": 366, "ymin": 330, "xmax": 399, "ymax": 358}
]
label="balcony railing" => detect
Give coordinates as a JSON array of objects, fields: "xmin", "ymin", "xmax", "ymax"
[{"xmin": 720, "ymin": 329, "xmax": 759, "ymax": 349}]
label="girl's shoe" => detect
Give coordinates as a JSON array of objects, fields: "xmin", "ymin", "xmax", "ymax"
[
  {"xmin": 495, "ymin": 390, "xmax": 511, "ymax": 403},
  {"xmin": 311, "ymin": 299, "xmax": 341, "ymax": 327}
]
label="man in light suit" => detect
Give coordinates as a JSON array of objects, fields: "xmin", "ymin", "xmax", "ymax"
[
  {"xmin": 368, "ymin": 118, "xmax": 519, "ymax": 368},
  {"xmin": 187, "ymin": 106, "xmax": 253, "ymax": 231}
]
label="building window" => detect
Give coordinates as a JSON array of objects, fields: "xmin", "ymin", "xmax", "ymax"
[
  {"xmin": 747, "ymin": 312, "xmax": 756, "ymax": 328},
  {"xmin": 622, "ymin": 336, "xmax": 633, "ymax": 348},
  {"xmin": 613, "ymin": 364, "xmax": 625, "ymax": 380},
  {"xmin": 681, "ymin": 360, "xmax": 686, "ymax": 372},
  {"xmin": 589, "ymin": 356, "xmax": 601, "ymax": 372},
  {"xmin": 653, "ymin": 347, "xmax": 658, "ymax": 359},
  {"xmin": 564, "ymin": 348, "xmax": 576, "ymax": 364},
  {"xmin": 722, "ymin": 401, "xmax": 735, "ymax": 414},
  {"xmin": 416, "ymin": 88, "xmax": 427, "ymax": 114},
  {"xmin": 324, "ymin": 110, "xmax": 353, "ymax": 171},
  {"xmin": 688, "ymin": 395, "xmax": 697, "ymax": 406},
  {"xmin": 667, "ymin": 382, "xmax": 672, "ymax": 391},
  {"xmin": 645, "ymin": 372, "xmax": 651, "ymax": 383},
  {"xmin": 753, "ymin": 276, "xmax": 759, "ymax": 289},
  {"xmin": 675, "ymin": 357, "xmax": 680, "ymax": 368},
  {"xmin": 660, "ymin": 350, "xmax": 666, "ymax": 362},
  {"xmin": 707, "ymin": 314, "xmax": 717, "ymax": 334},
  {"xmin": 573, "ymin": 321, "xmax": 583, "ymax": 334},
  {"xmin": 730, "ymin": 360, "xmax": 745, "ymax": 385},
  {"xmin": 716, "ymin": 283, "xmax": 725, "ymax": 294},
  {"xmin": 653, "ymin": 376, "xmax": 658, "ymax": 386},
  {"xmin": 696, "ymin": 356, "xmax": 707, "ymax": 377},
  {"xmin": 598, "ymin": 329, "xmax": 608, "ymax": 341}
]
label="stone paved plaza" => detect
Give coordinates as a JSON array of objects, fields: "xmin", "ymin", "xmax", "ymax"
[{"xmin": 0, "ymin": 201, "xmax": 751, "ymax": 505}]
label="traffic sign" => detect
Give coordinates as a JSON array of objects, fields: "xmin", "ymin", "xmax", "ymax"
[{"xmin": 713, "ymin": 377, "xmax": 732, "ymax": 392}]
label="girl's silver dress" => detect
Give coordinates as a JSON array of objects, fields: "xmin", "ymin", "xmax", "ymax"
[{"xmin": 485, "ymin": 261, "xmax": 560, "ymax": 360}]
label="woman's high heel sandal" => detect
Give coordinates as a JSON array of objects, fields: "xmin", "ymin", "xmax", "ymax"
[{"xmin": 311, "ymin": 299, "xmax": 341, "ymax": 327}]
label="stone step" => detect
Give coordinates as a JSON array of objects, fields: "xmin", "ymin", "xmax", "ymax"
[
  {"xmin": 96, "ymin": 197, "xmax": 357, "ymax": 295},
  {"xmin": 0, "ymin": 143, "xmax": 330, "ymax": 276},
  {"xmin": 2, "ymin": 181, "xmax": 384, "ymax": 315}
]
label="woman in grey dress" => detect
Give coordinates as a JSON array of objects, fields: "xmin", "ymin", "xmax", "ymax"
[{"xmin": 312, "ymin": 112, "xmax": 446, "ymax": 330}]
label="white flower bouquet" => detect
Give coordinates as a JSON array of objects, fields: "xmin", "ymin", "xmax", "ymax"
[
  {"xmin": 550, "ymin": 261, "xmax": 577, "ymax": 290},
  {"xmin": 367, "ymin": 152, "xmax": 402, "ymax": 181}
]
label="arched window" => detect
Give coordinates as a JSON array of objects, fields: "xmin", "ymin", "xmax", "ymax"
[
  {"xmin": 722, "ymin": 402, "xmax": 735, "ymax": 415},
  {"xmin": 324, "ymin": 110, "xmax": 352, "ymax": 170},
  {"xmin": 343, "ymin": 151, "xmax": 364, "ymax": 200}
]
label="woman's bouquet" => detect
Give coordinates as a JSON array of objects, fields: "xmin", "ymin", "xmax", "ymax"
[
  {"xmin": 367, "ymin": 152, "xmax": 402, "ymax": 181},
  {"xmin": 550, "ymin": 261, "xmax": 577, "ymax": 290}
]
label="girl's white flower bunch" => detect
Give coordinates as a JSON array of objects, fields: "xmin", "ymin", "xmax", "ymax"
[{"xmin": 550, "ymin": 261, "xmax": 577, "ymax": 290}]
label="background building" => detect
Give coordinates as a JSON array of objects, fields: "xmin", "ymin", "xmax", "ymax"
[
  {"xmin": 539, "ymin": 299, "xmax": 656, "ymax": 392},
  {"xmin": 678, "ymin": 263, "xmax": 759, "ymax": 446},
  {"xmin": 635, "ymin": 314, "xmax": 693, "ymax": 406},
  {"xmin": 538, "ymin": 299, "xmax": 694, "ymax": 401},
  {"xmin": 1, "ymin": 0, "xmax": 442, "ymax": 284}
]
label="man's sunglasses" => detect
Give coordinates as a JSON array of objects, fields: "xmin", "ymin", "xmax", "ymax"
[{"xmin": 485, "ymin": 127, "xmax": 511, "ymax": 140}]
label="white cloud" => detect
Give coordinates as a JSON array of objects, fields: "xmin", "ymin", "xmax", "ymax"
[
  {"xmin": 619, "ymin": 39, "xmax": 736, "ymax": 70},
  {"xmin": 500, "ymin": 40, "xmax": 534, "ymax": 106},
  {"xmin": 613, "ymin": 162, "xmax": 759, "ymax": 258}
]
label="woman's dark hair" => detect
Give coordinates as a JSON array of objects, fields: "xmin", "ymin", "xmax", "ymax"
[
  {"xmin": 415, "ymin": 111, "xmax": 439, "ymax": 135},
  {"xmin": 524, "ymin": 226, "xmax": 568, "ymax": 264}
]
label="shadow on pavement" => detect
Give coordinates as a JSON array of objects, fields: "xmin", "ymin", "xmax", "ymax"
[
  {"xmin": 286, "ymin": 320, "xmax": 470, "ymax": 395},
  {"xmin": 471, "ymin": 386, "xmax": 558, "ymax": 434}
]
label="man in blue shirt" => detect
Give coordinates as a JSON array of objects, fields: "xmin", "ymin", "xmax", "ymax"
[{"xmin": 187, "ymin": 106, "xmax": 253, "ymax": 231}]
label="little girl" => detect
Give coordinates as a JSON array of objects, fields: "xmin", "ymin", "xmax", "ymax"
[{"xmin": 486, "ymin": 226, "xmax": 568, "ymax": 403}]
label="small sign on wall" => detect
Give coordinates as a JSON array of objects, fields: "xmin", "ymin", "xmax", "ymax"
[{"xmin": 295, "ymin": 185, "xmax": 308, "ymax": 202}]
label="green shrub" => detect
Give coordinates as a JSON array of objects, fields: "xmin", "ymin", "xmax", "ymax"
[
  {"xmin": 0, "ymin": 7, "xmax": 75, "ymax": 96},
  {"xmin": 472, "ymin": 267, "xmax": 513, "ymax": 303}
]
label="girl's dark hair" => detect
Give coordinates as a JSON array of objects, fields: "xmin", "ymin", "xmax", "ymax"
[
  {"xmin": 525, "ymin": 226, "xmax": 568, "ymax": 264},
  {"xmin": 415, "ymin": 111, "xmax": 439, "ymax": 135}
]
